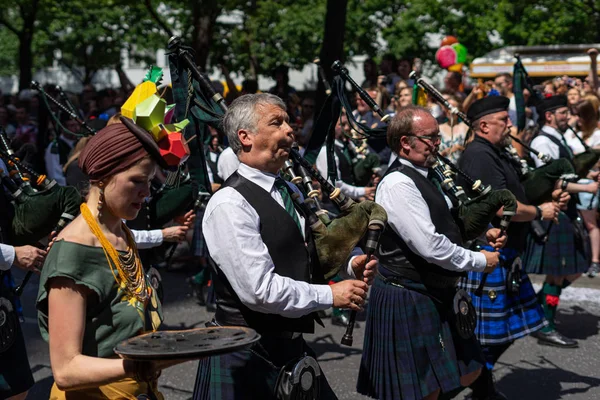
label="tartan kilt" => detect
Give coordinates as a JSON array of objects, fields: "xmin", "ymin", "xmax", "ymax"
[
  {"xmin": 523, "ymin": 212, "xmax": 589, "ymax": 276},
  {"xmin": 357, "ymin": 276, "xmax": 484, "ymax": 400},
  {"xmin": 457, "ymin": 256, "xmax": 546, "ymax": 346},
  {"xmin": 193, "ymin": 335, "xmax": 337, "ymax": 400}
]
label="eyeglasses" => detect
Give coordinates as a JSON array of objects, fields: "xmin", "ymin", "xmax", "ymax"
[{"xmin": 407, "ymin": 134, "xmax": 441, "ymax": 143}]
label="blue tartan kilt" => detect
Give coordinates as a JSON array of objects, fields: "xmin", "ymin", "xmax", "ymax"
[
  {"xmin": 357, "ymin": 276, "xmax": 483, "ymax": 400},
  {"xmin": 457, "ymin": 256, "xmax": 546, "ymax": 346},
  {"xmin": 523, "ymin": 212, "xmax": 589, "ymax": 276}
]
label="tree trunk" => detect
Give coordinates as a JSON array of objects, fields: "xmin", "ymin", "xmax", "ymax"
[
  {"xmin": 315, "ymin": 0, "xmax": 348, "ymax": 113},
  {"xmin": 191, "ymin": 0, "xmax": 222, "ymax": 71},
  {"xmin": 19, "ymin": 31, "xmax": 34, "ymax": 92}
]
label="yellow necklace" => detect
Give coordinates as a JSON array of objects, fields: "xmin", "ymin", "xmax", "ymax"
[{"xmin": 80, "ymin": 203, "xmax": 149, "ymax": 304}]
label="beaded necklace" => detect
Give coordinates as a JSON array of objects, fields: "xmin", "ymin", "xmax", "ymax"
[{"xmin": 80, "ymin": 203, "xmax": 150, "ymax": 304}]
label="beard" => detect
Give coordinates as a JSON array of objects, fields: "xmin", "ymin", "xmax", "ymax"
[
  {"xmin": 557, "ymin": 120, "xmax": 569, "ymax": 133},
  {"xmin": 499, "ymin": 131, "xmax": 513, "ymax": 148},
  {"xmin": 425, "ymin": 153, "xmax": 438, "ymax": 167}
]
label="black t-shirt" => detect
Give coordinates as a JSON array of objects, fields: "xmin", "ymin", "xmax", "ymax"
[{"xmin": 459, "ymin": 135, "xmax": 529, "ymax": 252}]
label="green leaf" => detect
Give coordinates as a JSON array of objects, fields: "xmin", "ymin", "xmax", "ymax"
[{"xmin": 143, "ymin": 65, "xmax": 163, "ymax": 85}]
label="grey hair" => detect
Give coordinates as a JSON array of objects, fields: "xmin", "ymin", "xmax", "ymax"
[{"xmin": 223, "ymin": 93, "xmax": 287, "ymax": 154}]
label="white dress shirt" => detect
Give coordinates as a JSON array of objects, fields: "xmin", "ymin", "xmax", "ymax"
[
  {"xmin": 565, "ymin": 128, "xmax": 600, "ymax": 155},
  {"xmin": 203, "ymin": 163, "xmax": 356, "ymax": 318},
  {"xmin": 44, "ymin": 135, "xmax": 76, "ymax": 186},
  {"xmin": 377, "ymin": 155, "xmax": 487, "ymax": 272},
  {"xmin": 530, "ymin": 125, "xmax": 568, "ymax": 167},
  {"xmin": 0, "ymin": 158, "xmax": 14, "ymax": 270},
  {"xmin": 316, "ymin": 140, "xmax": 366, "ymax": 199},
  {"xmin": 217, "ymin": 147, "xmax": 241, "ymax": 181},
  {"xmin": 0, "ymin": 244, "xmax": 14, "ymax": 271},
  {"xmin": 131, "ymin": 229, "xmax": 164, "ymax": 249}
]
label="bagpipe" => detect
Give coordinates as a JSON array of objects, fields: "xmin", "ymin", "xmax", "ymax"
[
  {"xmin": 569, "ymin": 130, "xmax": 600, "ymax": 179},
  {"xmin": 0, "ymin": 128, "xmax": 82, "ymax": 295},
  {"xmin": 34, "ymin": 76, "xmax": 200, "ymax": 237},
  {"xmin": 411, "ymin": 71, "xmax": 576, "ymax": 207},
  {"xmin": 309, "ymin": 61, "xmax": 384, "ymax": 186},
  {"xmin": 403, "ymin": 72, "xmax": 517, "ymax": 240},
  {"xmin": 505, "ymin": 133, "xmax": 578, "ymax": 204},
  {"xmin": 167, "ymin": 36, "xmax": 388, "ymax": 280}
]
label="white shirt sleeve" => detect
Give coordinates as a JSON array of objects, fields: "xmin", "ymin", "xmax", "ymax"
[
  {"xmin": 44, "ymin": 143, "xmax": 67, "ymax": 186},
  {"xmin": 203, "ymin": 191, "xmax": 334, "ymax": 318},
  {"xmin": 131, "ymin": 229, "xmax": 164, "ymax": 249},
  {"xmin": 0, "ymin": 243, "xmax": 15, "ymax": 271},
  {"xmin": 315, "ymin": 146, "xmax": 366, "ymax": 200},
  {"xmin": 530, "ymin": 136, "xmax": 560, "ymax": 167},
  {"xmin": 376, "ymin": 173, "xmax": 487, "ymax": 272}
]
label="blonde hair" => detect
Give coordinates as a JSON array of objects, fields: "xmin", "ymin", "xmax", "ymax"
[{"xmin": 63, "ymin": 136, "xmax": 91, "ymax": 173}]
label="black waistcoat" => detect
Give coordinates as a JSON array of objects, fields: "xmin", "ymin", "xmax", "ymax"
[
  {"xmin": 212, "ymin": 172, "xmax": 323, "ymax": 334},
  {"xmin": 333, "ymin": 144, "xmax": 355, "ymax": 185},
  {"xmin": 377, "ymin": 159, "xmax": 465, "ymax": 282}
]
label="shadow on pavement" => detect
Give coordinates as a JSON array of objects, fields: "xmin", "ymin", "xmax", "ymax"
[
  {"xmin": 308, "ymin": 334, "xmax": 363, "ymax": 362},
  {"xmin": 555, "ymin": 305, "xmax": 600, "ymax": 340},
  {"xmin": 497, "ymin": 356, "xmax": 600, "ymax": 399}
]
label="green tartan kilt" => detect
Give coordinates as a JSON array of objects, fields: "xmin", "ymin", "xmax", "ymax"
[{"xmin": 523, "ymin": 212, "xmax": 589, "ymax": 276}]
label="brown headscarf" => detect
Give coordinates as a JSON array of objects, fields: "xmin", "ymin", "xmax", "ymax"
[{"xmin": 79, "ymin": 120, "xmax": 160, "ymax": 183}]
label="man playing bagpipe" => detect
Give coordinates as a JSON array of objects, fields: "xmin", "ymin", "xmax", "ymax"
[
  {"xmin": 525, "ymin": 95, "xmax": 599, "ymax": 347},
  {"xmin": 457, "ymin": 96, "xmax": 564, "ymax": 399},
  {"xmin": 193, "ymin": 93, "xmax": 377, "ymax": 400},
  {"xmin": 316, "ymin": 114, "xmax": 377, "ymax": 201},
  {"xmin": 357, "ymin": 105, "xmax": 505, "ymax": 400},
  {"xmin": 0, "ymin": 159, "xmax": 45, "ymax": 400}
]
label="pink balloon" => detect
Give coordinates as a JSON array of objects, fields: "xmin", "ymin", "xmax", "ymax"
[{"xmin": 436, "ymin": 46, "xmax": 457, "ymax": 69}]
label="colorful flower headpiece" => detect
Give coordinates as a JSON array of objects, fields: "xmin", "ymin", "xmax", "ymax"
[{"xmin": 121, "ymin": 66, "xmax": 190, "ymax": 168}]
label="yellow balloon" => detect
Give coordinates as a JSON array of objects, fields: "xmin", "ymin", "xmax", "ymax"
[{"xmin": 448, "ymin": 63, "xmax": 464, "ymax": 72}]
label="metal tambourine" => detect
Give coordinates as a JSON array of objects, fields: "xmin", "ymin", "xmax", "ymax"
[
  {"xmin": 114, "ymin": 327, "xmax": 260, "ymax": 360},
  {"xmin": 452, "ymin": 289, "xmax": 477, "ymax": 340},
  {"xmin": 0, "ymin": 297, "xmax": 18, "ymax": 353}
]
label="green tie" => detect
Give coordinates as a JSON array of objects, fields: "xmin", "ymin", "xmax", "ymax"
[
  {"xmin": 274, "ymin": 177, "xmax": 303, "ymax": 232},
  {"xmin": 560, "ymin": 135, "xmax": 574, "ymax": 159},
  {"xmin": 341, "ymin": 142, "xmax": 353, "ymax": 164}
]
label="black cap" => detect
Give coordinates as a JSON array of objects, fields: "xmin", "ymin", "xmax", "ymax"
[
  {"xmin": 467, "ymin": 96, "xmax": 510, "ymax": 122},
  {"xmin": 537, "ymin": 94, "xmax": 568, "ymax": 115}
]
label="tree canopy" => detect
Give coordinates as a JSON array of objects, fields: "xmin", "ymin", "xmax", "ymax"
[{"xmin": 0, "ymin": 0, "xmax": 599, "ymax": 90}]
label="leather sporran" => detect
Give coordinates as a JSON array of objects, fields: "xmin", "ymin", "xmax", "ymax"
[
  {"xmin": 451, "ymin": 289, "xmax": 476, "ymax": 339},
  {"xmin": 506, "ymin": 257, "xmax": 522, "ymax": 296},
  {"xmin": 275, "ymin": 354, "xmax": 321, "ymax": 400},
  {"xmin": 0, "ymin": 296, "xmax": 18, "ymax": 353}
]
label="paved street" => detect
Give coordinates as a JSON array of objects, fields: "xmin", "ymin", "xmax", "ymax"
[{"xmin": 13, "ymin": 267, "xmax": 600, "ymax": 400}]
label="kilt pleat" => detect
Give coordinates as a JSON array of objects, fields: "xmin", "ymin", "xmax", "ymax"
[
  {"xmin": 523, "ymin": 212, "xmax": 588, "ymax": 276},
  {"xmin": 357, "ymin": 276, "xmax": 483, "ymax": 400},
  {"xmin": 458, "ymin": 261, "xmax": 546, "ymax": 346}
]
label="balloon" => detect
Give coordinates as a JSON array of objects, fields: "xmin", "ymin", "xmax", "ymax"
[
  {"xmin": 436, "ymin": 46, "xmax": 457, "ymax": 69},
  {"xmin": 441, "ymin": 35, "xmax": 458, "ymax": 47},
  {"xmin": 448, "ymin": 63, "xmax": 464, "ymax": 72},
  {"xmin": 452, "ymin": 43, "xmax": 468, "ymax": 64}
]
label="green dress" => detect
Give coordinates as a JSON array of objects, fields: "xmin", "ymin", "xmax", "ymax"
[{"xmin": 36, "ymin": 240, "xmax": 162, "ymax": 358}]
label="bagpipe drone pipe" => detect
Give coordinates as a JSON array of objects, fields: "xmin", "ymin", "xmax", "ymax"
[
  {"xmin": 0, "ymin": 128, "xmax": 82, "ymax": 295},
  {"xmin": 410, "ymin": 71, "xmax": 576, "ymax": 207},
  {"xmin": 504, "ymin": 134, "xmax": 578, "ymax": 205},
  {"xmin": 512, "ymin": 54, "xmax": 600, "ymax": 179},
  {"xmin": 35, "ymin": 77, "xmax": 199, "ymax": 234},
  {"xmin": 166, "ymin": 36, "xmax": 388, "ymax": 283},
  {"xmin": 326, "ymin": 66, "xmax": 517, "ymax": 242},
  {"xmin": 304, "ymin": 61, "xmax": 383, "ymax": 187}
]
